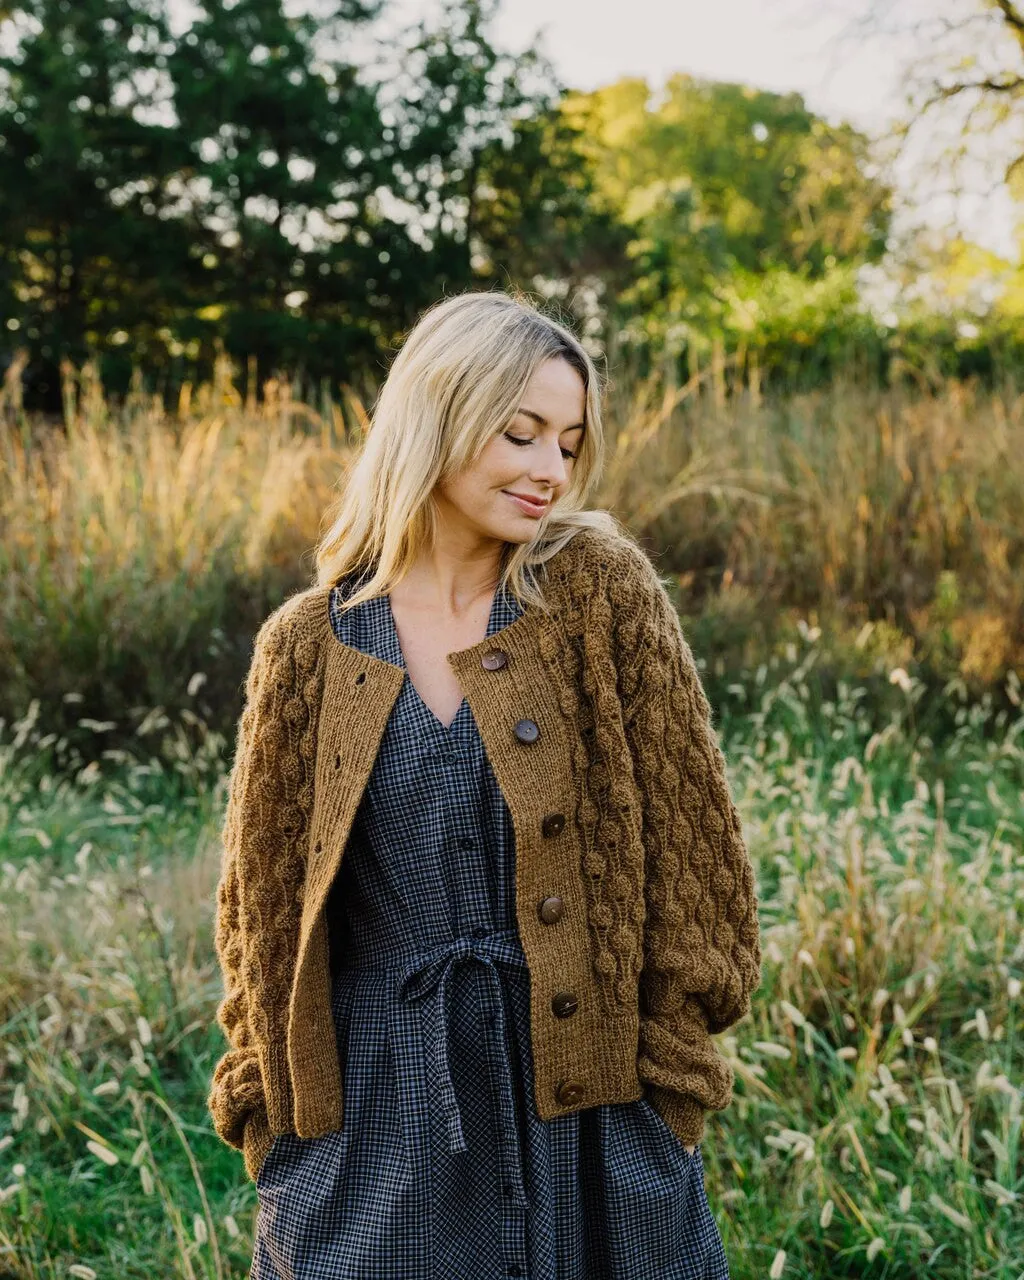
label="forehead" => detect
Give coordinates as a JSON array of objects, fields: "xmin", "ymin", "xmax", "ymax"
[{"xmin": 518, "ymin": 358, "xmax": 586, "ymax": 423}]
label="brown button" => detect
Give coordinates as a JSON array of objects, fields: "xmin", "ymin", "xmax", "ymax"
[
  {"xmin": 555, "ymin": 1079, "xmax": 586, "ymax": 1106},
  {"xmin": 514, "ymin": 718, "xmax": 539, "ymax": 744},
  {"xmin": 552, "ymin": 991, "xmax": 579, "ymax": 1017},
  {"xmin": 537, "ymin": 895, "xmax": 564, "ymax": 924},
  {"xmin": 541, "ymin": 813, "xmax": 565, "ymax": 838},
  {"xmin": 481, "ymin": 650, "xmax": 507, "ymax": 671}
]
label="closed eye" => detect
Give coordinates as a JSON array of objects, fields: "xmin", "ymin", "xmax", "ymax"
[{"xmin": 504, "ymin": 432, "xmax": 578, "ymax": 460}]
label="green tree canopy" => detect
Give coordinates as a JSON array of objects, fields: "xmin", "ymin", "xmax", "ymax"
[{"xmin": 562, "ymin": 74, "xmax": 893, "ymax": 357}]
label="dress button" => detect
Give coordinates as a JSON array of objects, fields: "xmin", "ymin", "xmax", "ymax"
[
  {"xmin": 552, "ymin": 991, "xmax": 579, "ymax": 1017},
  {"xmin": 555, "ymin": 1079, "xmax": 586, "ymax": 1106},
  {"xmin": 472, "ymin": 925, "xmax": 489, "ymax": 938},
  {"xmin": 481, "ymin": 650, "xmax": 508, "ymax": 670},
  {"xmin": 459, "ymin": 836, "xmax": 476, "ymax": 850},
  {"xmin": 514, "ymin": 718, "xmax": 539, "ymax": 744},
  {"xmin": 537, "ymin": 895, "xmax": 564, "ymax": 924},
  {"xmin": 541, "ymin": 812, "xmax": 565, "ymax": 837}
]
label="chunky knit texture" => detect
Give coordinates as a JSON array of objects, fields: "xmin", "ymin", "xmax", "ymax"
[{"xmin": 207, "ymin": 523, "xmax": 762, "ymax": 1183}]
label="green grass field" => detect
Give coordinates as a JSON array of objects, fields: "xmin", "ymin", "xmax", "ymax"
[{"xmin": 1, "ymin": 641, "xmax": 1020, "ymax": 1279}]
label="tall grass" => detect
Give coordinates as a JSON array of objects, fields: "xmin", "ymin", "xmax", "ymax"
[
  {"xmin": 1, "ymin": 351, "xmax": 1021, "ymax": 755},
  {"xmin": 0, "ymin": 644, "xmax": 1020, "ymax": 1277},
  {"xmin": 601, "ymin": 364, "xmax": 1024, "ymax": 687},
  {"xmin": 0, "ymin": 353, "xmax": 350, "ymax": 752},
  {"xmin": 0, "ymin": 351, "xmax": 1020, "ymax": 1276}
]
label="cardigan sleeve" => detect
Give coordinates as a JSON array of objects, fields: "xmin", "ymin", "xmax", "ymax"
[
  {"xmin": 205, "ymin": 610, "xmax": 295, "ymax": 1153},
  {"xmin": 614, "ymin": 545, "xmax": 762, "ymax": 1132}
]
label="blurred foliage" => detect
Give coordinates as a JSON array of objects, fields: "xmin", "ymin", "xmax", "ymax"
[
  {"xmin": 561, "ymin": 75, "xmax": 893, "ymax": 361},
  {"xmin": 8, "ymin": 0, "xmax": 1021, "ymax": 406},
  {"xmin": 0, "ymin": 0, "xmax": 620, "ymax": 405}
]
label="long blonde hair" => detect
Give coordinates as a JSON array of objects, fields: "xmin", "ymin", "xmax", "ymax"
[{"xmin": 314, "ymin": 287, "xmax": 624, "ymax": 615}]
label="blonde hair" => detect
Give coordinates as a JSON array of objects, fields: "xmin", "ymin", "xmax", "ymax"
[{"xmin": 314, "ymin": 287, "xmax": 624, "ymax": 616}]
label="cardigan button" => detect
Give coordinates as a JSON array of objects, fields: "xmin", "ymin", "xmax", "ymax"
[
  {"xmin": 537, "ymin": 895, "xmax": 564, "ymax": 924},
  {"xmin": 514, "ymin": 718, "xmax": 539, "ymax": 744},
  {"xmin": 541, "ymin": 812, "xmax": 565, "ymax": 837},
  {"xmin": 552, "ymin": 991, "xmax": 579, "ymax": 1017},
  {"xmin": 555, "ymin": 1079, "xmax": 586, "ymax": 1106},
  {"xmin": 481, "ymin": 649, "xmax": 507, "ymax": 670}
]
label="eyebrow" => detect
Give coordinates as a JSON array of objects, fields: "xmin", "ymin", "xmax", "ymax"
[{"xmin": 517, "ymin": 407, "xmax": 586, "ymax": 432}]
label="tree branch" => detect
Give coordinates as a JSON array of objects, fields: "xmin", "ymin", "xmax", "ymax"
[
  {"xmin": 994, "ymin": 0, "xmax": 1024, "ymax": 56},
  {"xmin": 920, "ymin": 74, "xmax": 1024, "ymax": 108},
  {"xmin": 994, "ymin": 0, "xmax": 1024, "ymax": 38}
]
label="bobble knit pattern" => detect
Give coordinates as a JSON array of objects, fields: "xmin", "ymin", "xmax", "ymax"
[{"xmin": 207, "ymin": 523, "xmax": 763, "ymax": 1182}]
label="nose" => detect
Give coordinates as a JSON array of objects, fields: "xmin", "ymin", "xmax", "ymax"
[{"xmin": 528, "ymin": 440, "xmax": 571, "ymax": 489}]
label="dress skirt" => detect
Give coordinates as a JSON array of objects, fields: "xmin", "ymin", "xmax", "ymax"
[{"xmin": 248, "ymin": 574, "xmax": 730, "ymax": 1280}]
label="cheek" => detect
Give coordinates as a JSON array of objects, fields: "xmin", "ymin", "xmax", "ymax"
[
  {"xmin": 442, "ymin": 441, "xmax": 526, "ymax": 507},
  {"xmin": 480, "ymin": 435, "xmax": 522, "ymax": 473},
  {"xmin": 440, "ymin": 467, "xmax": 505, "ymax": 512},
  {"xmin": 476, "ymin": 451, "xmax": 519, "ymax": 492}
]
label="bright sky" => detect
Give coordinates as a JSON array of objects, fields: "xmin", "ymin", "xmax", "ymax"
[{"xmin": 495, "ymin": 0, "xmax": 897, "ymax": 128}]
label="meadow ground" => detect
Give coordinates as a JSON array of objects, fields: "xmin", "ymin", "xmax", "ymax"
[
  {"xmin": 0, "ymin": 649, "xmax": 1020, "ymax": 1279},
  {"xmin": 0, "ymin": 364, "xmax": 1021, "ymax": 1277}
]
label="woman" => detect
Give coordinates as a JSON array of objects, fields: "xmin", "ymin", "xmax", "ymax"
[{"xmin": 207, "ymin": 289, "xmax": 762, "ymax": 1280}]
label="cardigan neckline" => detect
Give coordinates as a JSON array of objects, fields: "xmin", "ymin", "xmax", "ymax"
[{"xmin": 320, "ymin": 554, "xmax": 562, "ymax": 674}]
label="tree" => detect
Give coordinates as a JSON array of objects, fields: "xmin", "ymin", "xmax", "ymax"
[
  {"xmin": 842, "ymin": 0, "xmax": 1024, "ymax": 237},
  {"xmin": 367, "ymin": 0, "xmax": 627, "ymax": 334},
  {"xmin": 166, "ymin": 0, "xmax": 389, "ymax": 383},
  {"xmin": 0, "ymin": 0, "xmax": 187, "ymax": 404},
  {"xmin": 0, "ymin": 0, "xmax": 622, "ymax": 398},
  {"xmin": 561, "ymin": 74, "xmax": 893, "ymax": 360}
]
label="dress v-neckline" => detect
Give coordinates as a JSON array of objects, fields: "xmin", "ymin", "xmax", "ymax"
[{"xmin": 383, "ymin": 587, "xmax": 505, "ymax": 735}]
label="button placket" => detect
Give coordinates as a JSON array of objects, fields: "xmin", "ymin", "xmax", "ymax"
[{"xmin": 497, "ymin": 667, "xmax": 586, "ymax": 1126}]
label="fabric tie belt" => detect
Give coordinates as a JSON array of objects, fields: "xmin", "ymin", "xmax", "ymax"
[{"xmin": 398, "ymin": 928, "xmax": 530, "ymax": 1208}]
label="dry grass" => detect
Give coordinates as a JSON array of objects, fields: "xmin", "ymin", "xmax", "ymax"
[{"xmin": 0, "ymin": 352, "xmax": 1021, "ymax": 745}]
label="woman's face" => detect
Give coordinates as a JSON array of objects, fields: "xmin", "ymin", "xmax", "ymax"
[{"xmin": 434, "ymin": 356, "xmax": 586, "ymax": 547}]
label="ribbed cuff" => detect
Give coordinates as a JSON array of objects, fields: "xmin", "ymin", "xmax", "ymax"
[
  {"xmin": 242, "ymin": 1107, "xmax": 275, "ymax": 1184},
  {"xmin": 645, "ymin": 1085, "xmax": 707, "ymax": 1148},
  {"xmin": 259, "ymin": 1037, "xmax": 295, "ymax": 1132}
]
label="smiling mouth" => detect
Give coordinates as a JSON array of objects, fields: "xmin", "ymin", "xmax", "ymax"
[{"xmin": 503, "ymin": 491, "xmax": 550, "ymax": 510}]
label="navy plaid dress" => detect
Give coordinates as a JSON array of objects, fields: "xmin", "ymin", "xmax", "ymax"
[{"xmin": 249, "ymin": 574, "xmax": 730, "ymax": 1280}]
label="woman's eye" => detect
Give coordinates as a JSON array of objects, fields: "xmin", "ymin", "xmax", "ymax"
[{"xmin": 503, "ymin": 432, "xmax": 578, "ymax": 460}]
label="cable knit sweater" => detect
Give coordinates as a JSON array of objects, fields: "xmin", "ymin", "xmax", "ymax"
[{"xmin": 207, "ymin": 523, "xmax": 762, "ymax": 1184}]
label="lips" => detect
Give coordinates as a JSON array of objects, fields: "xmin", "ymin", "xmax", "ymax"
[{"xmin": 503, "ymin": 491, "xmax": 550, "ymax": 510}]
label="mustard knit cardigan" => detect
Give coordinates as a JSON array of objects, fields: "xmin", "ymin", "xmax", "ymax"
[{"xmin": 207, "ymin": 523, "xmax": 762, "ymax": 1183}]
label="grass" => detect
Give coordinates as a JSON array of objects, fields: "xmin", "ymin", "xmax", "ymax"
[
  {"xmin": 0, "ymin": 641, "xmax": 1020, "ymax": 1279},
  {"xmin": 0, "ymin": 352, "xmax": 1020, "ymax": 1275},
  {"xmin": 0, "ymin": 351, "xmax": 1022, "ymax": 754}
]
